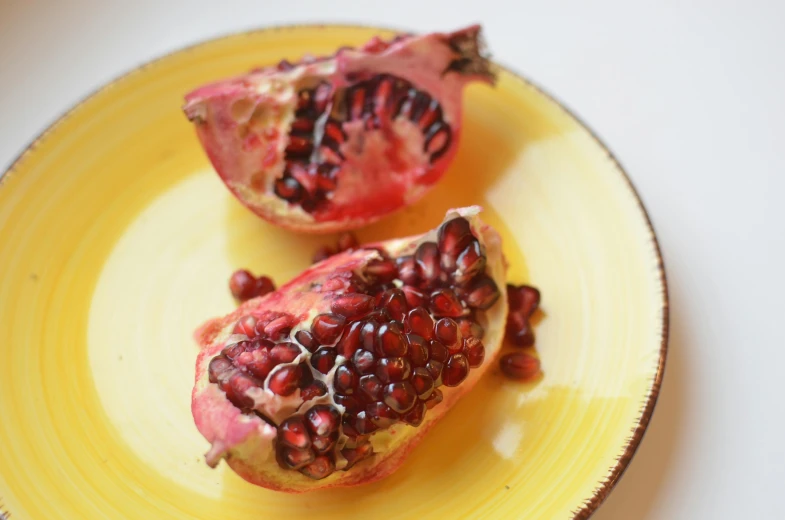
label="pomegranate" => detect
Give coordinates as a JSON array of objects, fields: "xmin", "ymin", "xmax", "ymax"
[
  {"xmin": 192, "ymin": 206, "xmax": 507, "ymax": 491},
  {"xmin": 183, "ymin": 26, "xmax": 495, "ymax": 233}
]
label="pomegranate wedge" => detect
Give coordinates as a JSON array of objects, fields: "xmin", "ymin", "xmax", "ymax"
[
  {"xmin": 183, "ymin": 26, "xmax": 495, "ymax": 233},
  {"xmin": 192, "ymin": 206, "xmax": 508, "ymax": 491}
]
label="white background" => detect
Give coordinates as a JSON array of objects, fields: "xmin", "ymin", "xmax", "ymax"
[{"xmin": 1, "ymin": 1, "xmax": 783, "ymax": 518}]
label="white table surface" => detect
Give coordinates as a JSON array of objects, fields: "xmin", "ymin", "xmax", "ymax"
[{"xmin": 2, "ymin": 1, "xmax": 783, "ymax": 518}]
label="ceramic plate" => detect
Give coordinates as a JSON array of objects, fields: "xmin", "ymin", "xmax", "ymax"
[{"xmin": 0, "ymin": 25, "xmax": 667, "ymax": 519}]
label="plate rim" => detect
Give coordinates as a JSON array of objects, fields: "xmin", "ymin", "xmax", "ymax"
[{"xmin": 0, "ymin": 23, "xmax": 669, "ymax": 520}]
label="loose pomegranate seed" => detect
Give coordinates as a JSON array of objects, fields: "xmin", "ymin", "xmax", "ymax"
[
  {"xmin": 281, "ymin": 447, "xmax": 316, "ymax": 469},
  {"xmin": 342, "ymin": 442, "xmax": 373, "ymax": 470},
  {"xmin": 359, "ymin": 374, "xmax": 383, "ymax": 401},
  {"xmin": 331, "ymin": 293, "xmax": 375, "ymax": 319},
  {"xmin": 312, "ymin": 245, "xmax": 334, "ymax": 264},
  {"xmin": 507, "ymin": 315, "xmax": 535, "ymax": 347},
  {"xmin": 403, "ymin": 402, "xmax": 427, "ymax": 426},
  {"xmin": 337, "ymin": 232, "xmax": 359, "ymax": 252},
  {"xmin": 295, "ymin": 330, "xmax": 318, "ymax": 352},
  {"xmin": 454, "ymin": 240, "xmax": 485, "ymax": 283},
  {"xmin": 383, "ymin": 381, "xmax": 417, "ymax": 413},
  {"xmin": 310, "ymin": 348, "xmax": 337, "ymax": 374},
  {"xmin": 278, "ymin": 417, "xmax": 312, "ymax": 449},
  {"xmin": 333, "ymin": 365, "xmax": 358, "ymax": 395},
  {"xmin": 271, "ymin": 342, "xmax": 301, "ymax": 363},
  {"xmin": 268, "ymin": 365, "xmax": 301, "ymax": 396},
  {"xmin": 443, "ymin": 354, "xmax": 470, "ymax": 386},
  {"xmin": 224, "ymin": 373, "xmax": 258, "ymax": 410},
  {"xmin": 335, "ymin": 394, "xmax": 362, "ymax": 414},
  {"xmin": 305, "ymin": 405, "xmax": 341, "ymax": 436},
  {"xmin": 208, "ymin": 355, "xmax": 234, "ymax": 384},
  {"xmin": 500, "ymin": 352, "xmax": 541, "ymax": 381},
  {"xmin": 352, "ymin": 349, "xmax": 376, "ymax": 375},
  {"xmin": 463, "ymin": 337, "xmax": 485, "ymax": 368},
  {"xmin": 229, "ymin": 270, "xmax": 258, "ymax": 301},
  {"xmin": 430, "ymin": 288, "xmax": 464, "ymax": 317},
  {"xmin": 255, "ymin": 276, "xmax": 276, "ymax": 297},
  {"xmin": 465, "ymin": 276, "xmax": 501, "ymax": 310},
  {"xmin": 376, "ymin": 323, "xmax": 408, "ymax": 357},
  {"xmin": 434, "ymin": 317, "xmax": 460, "ymax": 351},
  {"xmin": 300, "ymin": 381, "xmax": 327, "ymax": 401},
  {"xmin": 312, "ymin": 433, "xmax": 338, "ymax": 454},
  {"xmin": 428, "ymin": 341, "xmax": 450, "ymax": 363},
  {"xmin": 376, "ymin": 357, "xmax": 412, "ymax": 383},
  {"xmin": 414, "ymin": 242, "xmax": 441, "ymax": 283},
  {"xmin": 424, "ymin": 388, "xmax": 443, "ymax": 409},
  {"xmin": 437, "ymin": 217, "xmax": 474, "ymax": 256},
  {"xmin": 404, "ymin": 307, "xmax": 434, "ymax": 339},
  {"xmin": 406, "ymin": 334, "xmax": 429, "ymax": 367},
  {"xmin": 311, "ymin": 313, "xmax": 346, "ymax": 344},
  {"xmin": 354, "ymin": 411, "xmax": 379, "ymax": 434},
  {"xmin": 233, "ymin": 315, "xmax": 258, "ymax": 336},
  {"xmin": 300, "ymin": 455, "xmax": 335, "ymax": 480},
  {"xmin": 507, "ymin": 284, "xmax": 541, "ymax": 318},
  {"xmin": 367, "ymin": 402, "xmax": 400, "ymax": 428}
]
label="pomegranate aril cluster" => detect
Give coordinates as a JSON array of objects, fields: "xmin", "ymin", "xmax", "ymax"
[
  {"xmin": 228, "ymin": 269, "xmax": 275, "ymax": 303},
  {"xmin": 500, "ymin": 283, "xmax": 543, "ymax": 381},
  {"xmin": 274, "ymin": 72, "xmax": 452, "ymax": 213}
]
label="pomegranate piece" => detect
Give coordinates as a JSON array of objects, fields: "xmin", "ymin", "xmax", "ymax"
[
  {"xmin": 191, "ymin": 207, "xmax": 509, "ymax": 491},
  {"xmin": 183, "ymin": 27, "xmax": 496, "ymax": 233}
]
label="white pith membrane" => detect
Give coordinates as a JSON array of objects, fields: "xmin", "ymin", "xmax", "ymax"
[{"xmin": 192, "ymin": 207, "xmax": 508, "ymax": 491}]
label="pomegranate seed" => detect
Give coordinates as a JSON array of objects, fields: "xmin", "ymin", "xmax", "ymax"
[
  {"xmin": 300, "ymin": 455, "xmax": 335, "ymax": 480},
  {"xmin": 428, "ymin": 341, "xmax": 450, "ymax": 363},
  {"xmin": 335, "ymin": 322, "xmax": 362, "ymax": 359},
  {"xmin": 233, "ymin": 315, "xmax": 258, "ymax": 337},
  {"xmin": 311, "ymin": 313, "xmax": 346, "ymax": 344},
  {"xmin": 376, "ymin": 323, "xmax": 408, "ymax": 357},
  {"xmin": 305, "ymin": 405, "xmax": 341, "ymax": 436},
  {"xmin": 365, "ymin": 258, "xmax": 398, "ymax": 283},
  {"xmin": 342, "ymin": 442, "xmax": 373, "ymax": 470},
  {"xmin": 465, "ymin": 276, "xmax": 501, "ymax": 310},
  {"xmin": 437, "ymin": 217, "xmax": 474, "ymax": 256},
  {"xmin": 507, "ymin": 284, "xmax": 541, "ymax": 317},
  {"xmin": 246, "ymin": 349, "xmax": 277, "ymax": 380},
  {"xmin": 264, "ymin": 315, "xmax": 294, "ymax": 339},
  {"xmin": 295, "ymin": 330, "xmax": 318, "ymax": 352},
  {"xmin": 224, "ymin": 373, "xmax": 258, "ymax": 410},
  {"xmin": 500, "ymin": 352, "xmax": 541, "ymax": 381},
  {"xmin": 298, "ymin": 363, "xmax": 314, "ymax": 388},
  {"xmin": 312, "ymin": 245, "xmax": 334, "ymax": 263},
  {"xmin": 367, "ymin": 401, "xmax": 400, "ymax": 428},
  {"xmin": 334, "ymin": 394, "xmax": 362, "ymax": 414},
  {"xmin": 506, "ymin": 313, "xmax": 535, "ymax": 347},
  {"xmin": 354, "ymin": 411, "xmax": 379, "ymax": 434},
  {"xmin": 458, "ymin": 317, "xmax": 484, "ymax": 339},
  {"xmin": 271, "ymin": 342, "xmax": 301, "ymax": 363},
  {"xmin": 383, "ymin": 381, "xmax": 417, "ymax": 413},
  {"xmin": 341, "ymin": 415, "xmax": 361, "ymax": 438},
  {"xmin": 229, "ymin": 270, "xmax": 258, "ymax": 301},
  {"xmin": 464, "ymin": 337, "xmax": 485, "ymax": 368},
  {"xmin": 360, "ymin": 320, "xmax": 378, "ymax": 351},
  {"xmin": 278, "ymin": 417, "xmax": 311, "ymax": 449},
  {"xmin": 337, "ymin": 232, "xmax": 359, "ymax": 252},
  {"xmin": 379, "ymin": 289, "xmax": 408, "ymax": 321},
  {"xmin": 359, "ymin": 374, "xmax": 383, "ymax": 401},
  {"xmin": 401, "ymin": 285, "xmax": 427, "ymax": 308},
  {"xmin": 254, "ymin": 276, "xmax": 276, "ymax": 297},
  {"xmin": 223, "ymin": 340, "xmax": 250, "ymax": 360},
  {"xmin": 414, "ymin": 242, "xmax": 441, "ymax": 283},
  {"xmin": 410, "ymin": 367, "xmax": 435, "ymax": 398},
  {"xmin": 403, "ymin": 401, "xmax": 427, "ymax": 426},
  {"xmin": 281, "ymin": 447, "xmax": 316, "ymax": 469},
  {"xmin": 443, "ymin": 354, "xmax": 470, "ymax": 387},
  {"xmin": 300, "ymin": 381, "xmax": 327, "ymax": 401},
  {"xmin": 397, "ymin": 256, "xmax": 419, "ymax": 286},
  {"xmin": 404, "ymin": 307, "xmax": 434, "ymax": 340},
  {"xmin": 269, "ymin": 365, "xmax": 301, "ymax": 396},
  {"xmin": 376, "ymin": 357, "xmax": 412, "ymax": 383},
  {"xmin": 434, "ymin": 318, "xmax": 461, "ymax": 352},
  {"xmin": 331, "ymin": 293, "xmax": 375, "ymax": 319},
  {"xmin": 430, "ymin": 288, "xmax": 464, "ymax": 317},
  {"xmin": 208, "ymin": 355, "xmax": 234, "ymax": 384},
  {"xmin": 425, "ymin": 388, "xmax": 444, "ymax": 409},
  {"xmin": 406, "ymin": 334, "xmax": 429, "ymax": 367},
  {"xmin": 352, "ymin": 349, "xmax": 377, "ymax": 375},
  {"xmin": 310, "ymin": 348, "xmax": 337, "ymax": 374},
  {"xmin": 312, "ymin": 433, "xmax": 338, "ymax": 454},
  {"xmin": 454, "ymin": 240, "xmax": 485, "ymax": 283},
  {"xmin": 334, "ymin": 365, "xmax": 358, "ymax": 395},
  {"xmin": 425, "ymin": 360, "xmax": 444, "ymax": 386}
]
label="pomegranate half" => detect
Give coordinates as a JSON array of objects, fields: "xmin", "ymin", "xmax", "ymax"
[
  {"xmin": 183, "ymin": 26, "xmax": 495, "ymax": 233},
  {"xmin": 192, "ymin": 206, "xmax": 508, "ymax": 491}
]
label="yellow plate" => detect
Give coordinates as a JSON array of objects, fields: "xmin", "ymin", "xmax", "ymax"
[{"xmin": 0, "ymin": 25, "xmax": 667, "ymax": 519}]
